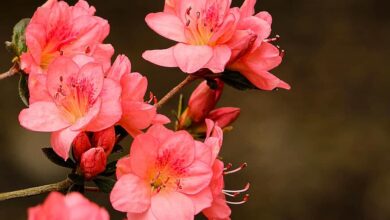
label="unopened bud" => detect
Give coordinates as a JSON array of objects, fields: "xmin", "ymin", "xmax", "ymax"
[
  {"xmin": 186, "ymin": 80, "xmax": 223, "ymax": 123},
  {"xmin": 208, "ymin": 107, "xmax": 240, "ymax": 129},
  {"xmin": 80, "ymin": 147, "xmax": 107, "ymax": 180},
  {"xmin": 72, "ymin": 132, "xmax": 92, "ymax": 161},
  {"xmin": 91, "ymin": 127, "xmax": 116, "ymax": 156}
]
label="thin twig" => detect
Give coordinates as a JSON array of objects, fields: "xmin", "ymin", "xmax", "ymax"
[
  {"xmin": 0, "ymin": 64, "xmax": 19, "ymax": 81},
  {"xmin": 0, "ymin": 179, "xmax": 72, "ymax": 202},
  {"xmin": 155, "ymin": 75, "xmax": 199, "ymax": 109}
]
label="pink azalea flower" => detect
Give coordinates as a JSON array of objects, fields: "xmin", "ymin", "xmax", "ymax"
[
  {"xmin": 110, "ymin": 125, "xmax": 213, "ymax": 220},
  {"xmin": 106, "ymin": 55, "xmax": 170, "ymax": 137},
  {"xmin": 28, "ymin": 192, "xmax": 109, "ymax": 220},
  {"xmin": 19, "ymin": 57, "xmax": 122, "ymax": 160},
  {"xmin": 143, "ymin": 0, "xmax": 240, "ymax": 74},
  {"xmin": 80, "ymin": 147, "xmax": 107, "ymax": 180},
  {"xmin": 226, "ymin": 0, "xmax": 290, "ymax": 90},
  {"xmin": 179, "ymin": 80, "xmax": 240, "ymax": 134},
  {"xmin": 21, "ymin": 0, "xmax": 113, "ymax": 75}
]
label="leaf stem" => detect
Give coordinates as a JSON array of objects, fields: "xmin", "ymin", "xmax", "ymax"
[{"xmin": 0, "ymin": 179, "xmax": 72, "ymax": 201}]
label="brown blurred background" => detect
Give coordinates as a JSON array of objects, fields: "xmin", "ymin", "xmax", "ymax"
[{"xmin": 1, "ymin": 0, "xmax": 389, "ymax": 219}]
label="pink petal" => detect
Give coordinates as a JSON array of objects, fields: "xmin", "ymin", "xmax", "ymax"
[
  {"xmin": 51, "ymin": 127, "xmax": 81, "ymax": 160},
  {"xmin": 145, "ymin": 124, "xmax": 174, "ymax": 145},
  {"xmin": 46, "ymin": 57, "xmax": 80, "ymax": 98},
  {"xmin": 106, "ymin": 55, "xmax": 131, "ymax": 82},
  {"xmin": 126, "ymin": 210, "xmax": 158, "ymax": 220},
  {"xmin": 204, "ymin": 45, "xmax": 231, "ymax": 73},
  {"xmin": 110, "ymin": 174, "xmax": 151, "ymax": 213},
  {"xmin": 85, "ymin": 79, "xmax": 122, "ymax": 132},
  {"xmin": 151, "ymin": 192, "xmax": 194, "ymax": 220},
  {"xmin": 66, "ymin": 193, "xmax": 109, "ymax": 220},
  {"xmin": 120, "ymin": 72, "xmax": 147, "ymax": 102},
  {"xmin": 189, "ymin": 187, "xmax": 213, "ymax": 214},
  {"xmin": 89, "ymin": 44, "xmax": 115, "ymax": 72},
  {"xmin": 240, "ymin": 0, "xmax": 256, "ymax": 18},
  {"xmin": 116, "ymin": 156, "xmax": 132, "ymax": 179},
  {"xmin": 120, "ymin": 102, "xmax": 156, "ymax": 137},
  {"xmin": 70, "ymin": 98, "xmax": 102, "ymax": 131},
  {"xmin": 180, "ymin": 160, "xmax": 213, "ymax": 195},
  {"xmin": 173, "ymin": 43, "xmax": 213, "ymax": 73},
  {"xmin": 142, "ymin": 47, "xmax": 177, "ymax": 68},
  {"xmin": 130, "ymin": 133, "xmax": 159, "ymax": 178},
  {"xmin": 152, "ymin": 114, "xmax": 171, "ymax": 125},
  {"xmin": 159, "ymin": 131, "xmax": 195, "ymax": 167},
  {"xmin": 238, "ymin": 16, "xmax": 271, "ymax": 41},
  {"xmin": 28, "ymin": 73, "xmax": 51, "ymax": 104},
  {"xmin": 19, "ymin": 102, "xmax": 70, "ymax": 132},
  {"xmin": 145, "ymin": 12, "xmax": 186, "ymax": 42},
  {"xmin": 194, "ymin": 141, "xmax": 212, "ymax": 165},
  {"xmin": 256, "ymin": 11, "xmax": 273, "ymax": 25},
  {"xmin": 77, "ymin": 62, "xmax": 105, "ymax": 100}
]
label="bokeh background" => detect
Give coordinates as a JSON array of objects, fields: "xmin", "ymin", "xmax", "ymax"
[{"xmin": 1, "ymin": 0, "xmax": 389, "ymax": 219}]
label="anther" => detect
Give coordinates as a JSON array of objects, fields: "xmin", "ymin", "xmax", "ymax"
[
  {"xmin": 224, "ymin": 163, "xmax": 233, "ymax": 171},
  {"xmin": 224, "ymin": 163, "xmax": 247, "ymax": 175},
  {"xmin": 226, "ymin": 194, "xmax": 249, "ymax": 205}
]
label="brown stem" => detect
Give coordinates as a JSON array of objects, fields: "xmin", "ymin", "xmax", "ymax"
[
  {"xmin": 155, "ymin": 75, "xmax": 199, "ymax": 109},
  {"xmin": 0, "ymin": 179, "xmax": 72, "ymax": 202},
  {"xmin": 0, "ymin": 65, "xmax": 19, "ymax": 81}
]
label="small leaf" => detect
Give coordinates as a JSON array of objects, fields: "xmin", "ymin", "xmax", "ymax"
[
  {"xmin": 42, "ymin": 148, "xmax": 76, "ymax": 169},
  {"xmin": 18, "ymin": 73, "xmax": 29, "ymax": 107},
  {"xmin": 67, "ymin": 183, "xmax": 85, "ymax": 194},
  {"xmin": 220, "ymin": 71, "xmax": 258, "ymax": 91},
  {"xmin": 93, "ymin": 176, "xmax": 116, "ymax": 193},
  {"xmin": 68, "ymin": 173, "xmax": 85, "ymax": 185},
  {"xmin": 100, "ymin": 160, "xmax": 118, "ymax": 176},
  {"xmin": 12, "ymin": 18, "xmax": 30, "ymax": 56}
]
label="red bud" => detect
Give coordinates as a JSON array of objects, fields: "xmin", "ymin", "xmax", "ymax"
[
  {"xmin": 80, "ymin": 147, "xmax": 107, "ymax": 180},
  {"xmin": 187, "ymin": 80, "xmax": 223, "ymax": 123},
  {"xmin": 72, "ymin": 132, "xmax": 92, "ymax": 161},
  {"xmin": 208, "ymin": 107, "xmax": 240, "ymax": 128},
  {"xmin": 91, "ymin": 126, "xmax": 116, "ymax": 156}
]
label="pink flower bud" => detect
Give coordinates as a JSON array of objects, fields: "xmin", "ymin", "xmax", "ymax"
[
  {"xmin": 208, "ymin": 107, "xmax": 241, "ymax": 128},
  {"xmin": 91, "ymin": 127, "xmax": 116, "ymax": 156},
  {"xmin": 80, "ymin": 147, "xmax": 107, "ymax": 180},
  {"xmin": 187, "ymin": 80, "xmax": 223, "ymax": 123},
  {"xmin": 72, "ymin": 132, "xmax": 92, "ymax": 161}
]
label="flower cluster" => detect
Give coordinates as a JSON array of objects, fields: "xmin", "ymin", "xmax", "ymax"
[{"xmin": 1, "ymin": 0, "xmax": 289, "ymax": 219}]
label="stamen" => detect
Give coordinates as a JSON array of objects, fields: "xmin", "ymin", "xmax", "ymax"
[
  {"xmin": 264, "ymin": 34, "xmax": 280, "ymax": 43},
  {"xmin": 224, "ymin": 163, "xmax": 233, "ymax": 171},
  {"xmin": 224, "ymin": 163, "xmax": 247, "ymax": 175},
  {"xmin": 223, "ymin": 183, "xmax": 250, "ymax": 194},
  {"xmin": 226, "ymin": 194, "xmax": 249, "ymax": 205}
]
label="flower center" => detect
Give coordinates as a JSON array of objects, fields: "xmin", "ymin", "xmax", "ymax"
[
  {"xmin": 54, "ymin": 76, "xmax": 96, "ymax": 123},
  {"xmin": 184, "ymin": 3, "xmax": 222, "ymax": 46},
  {"xmin": 149, "ymin": 150, "xmax": 186, "ymax": 194},
  {"xmin": 40, "ymin": 25, "xmax": 78, "ymax": 70}
]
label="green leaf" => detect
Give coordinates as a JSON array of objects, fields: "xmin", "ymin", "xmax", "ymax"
[
  {"xmin": 42, "ymin": 148, "xmax": 76, "ymax": 169},
  {"xmin": 12, "ymin": 18, "xmax": 30, "ymax": 54},
  {"xmin": 12, "ymin": 18, "xmax": 30, "ymax": 56},
  {"xmin": 100, "ymin": 160, "xmax": 118, "ymax": 176},
  {"xmin": 220, "ymin": 71, "xmax": 258, "ymax": 91},
  {"xmin": 93, "ymin": 176, "xmax": 116, "ymax": 193},
  {"xmin": 18, "ymin": 73, "xmax": 29, "ymax": 107}
]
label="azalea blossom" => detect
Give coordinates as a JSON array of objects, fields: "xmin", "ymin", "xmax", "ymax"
[
  {"xmin": 21, "ymin": 0, "xmax": 113, "ymax": 75},
  {"xmin": 143, "ymin": 0, "xmax": 240, "ymax": 74},
  {"xmin": 179, "ymin": 80, "xmax": 240, "ymax": 135},
  {"xmin": 19, "ymin": 57, "xmax": 122, "ymax": 160},
  {"xmin": 226, "ymin": 0, "xmax": 290, "ymax": 90},
  {"xmin": 201, "ymin": 120, "xmax": 249, "ymax": 220},
  {"xmin": 28, "ymin": 192, "xmax": 109, "ymax": 220},
  {"xmin": 106, "ymin": 55, "xmax": 170, "ymax": 137},
  {"xmin": 110, "ymin": 124, "xmax": 213, "ymax": 220}
]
